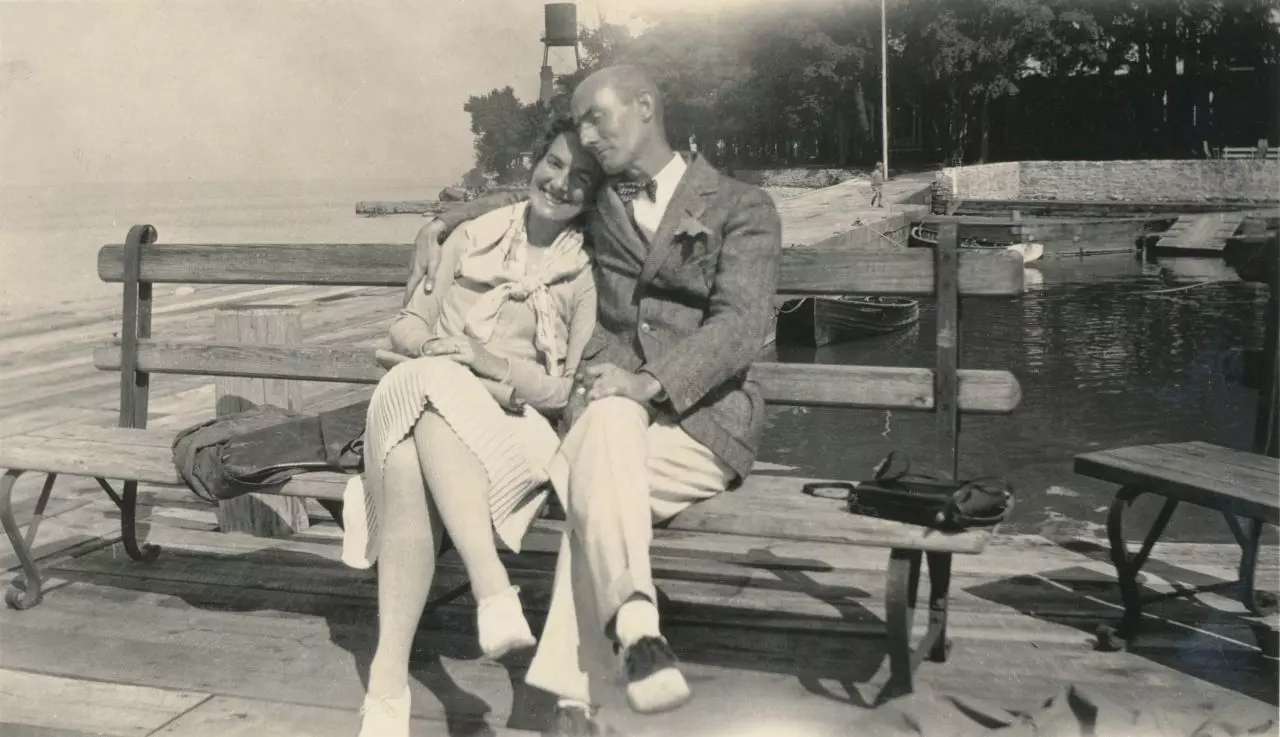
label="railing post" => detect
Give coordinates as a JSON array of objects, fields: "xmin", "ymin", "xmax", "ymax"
[
  {"xmin": 213, "ymin": 304, "xmax": 310, "ymax": 537},
  {"xmin": 934, "ymin": 220, "xmax": 961, "ymax": 479}
]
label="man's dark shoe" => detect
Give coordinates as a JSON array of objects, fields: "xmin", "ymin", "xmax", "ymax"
[
  {"xmin": 543, "ymin": 703, "xmax": 603, "ymax": 737},
  {"xmin": 622, "ymin": 636, "xmax": 691, "ymax": 714}
]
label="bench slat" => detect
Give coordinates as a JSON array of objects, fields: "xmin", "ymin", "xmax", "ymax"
[
  {"xmin": 665, "ymin": 473, "xmax": 991, "ymax": 553},
  {"xmin": 97, "ymin": 244, "xmax": 1026, "ymax": 297},
  {"xmin": 93, "ymin": 341, "xmax": 1023, "ymax": 413},
  {"xmin": 0, "ymin": 426, "xmax": 350, "ymax": 500},
  {"xmin": 1074, "ymin": 441, "xmax": 1280, "ymax": 525},
  {"xmin": 0, "ymin": 429, "xmax": 181, "ymax": 485},
  {"xmin": 0, "ymin": 425, "xmax": 989, "ymax": 553}
]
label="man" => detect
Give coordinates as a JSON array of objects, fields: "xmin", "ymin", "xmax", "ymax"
[
  {"xmin": 870, "ymin": 160, "xmax": 884, "ymax": 208},
  {"xmin": 409, "ymin": 65, "xmax": 782, "ymax": 736}
]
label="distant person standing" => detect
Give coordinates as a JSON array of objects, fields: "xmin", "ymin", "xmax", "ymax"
[{"xmin": 870, "ymin": 161, "xmax": 885, "ymax": 208}]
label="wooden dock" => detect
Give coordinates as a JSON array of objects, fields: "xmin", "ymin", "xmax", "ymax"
[
  {"xmin": 0, "ymin": 282, "xmax": 1277, "ymax": 735},
  {"xmin": 0, "ymin": 181, "xmax": 1277, "ymax": 736},
  {"xmin": 1154, "ymin": 212, "xmax": 1252, "ymax": 254},
  {"xmin": 1151, "ymin": 210, "xmax": 1280, "ymax": 256}
]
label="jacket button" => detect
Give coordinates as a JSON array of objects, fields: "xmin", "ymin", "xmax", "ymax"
[{"xmin": 640, "ymin": 322, "xmax": 652, "ymax": 332}]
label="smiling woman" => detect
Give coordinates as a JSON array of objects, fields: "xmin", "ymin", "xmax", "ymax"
[{"xmin": 346, "ymin": 116, "xmax": 605, "ymax": 737}]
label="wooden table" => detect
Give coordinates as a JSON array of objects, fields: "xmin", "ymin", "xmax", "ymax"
[{"xmin": 1074, "ymin": 441, "xmax": 1279, "ymax": 654}]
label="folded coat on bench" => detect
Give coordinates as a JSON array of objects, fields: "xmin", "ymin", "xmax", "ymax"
[{"xmin": 172, "ymin": 401, "xmax": 368, "ymax": 503}]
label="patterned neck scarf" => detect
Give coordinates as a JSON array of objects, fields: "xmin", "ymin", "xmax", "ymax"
[{"xmin": 454, "ymin": 202, "xmax": 589, "ymax": 375}]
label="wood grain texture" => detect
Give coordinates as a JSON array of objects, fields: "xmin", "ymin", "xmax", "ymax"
[
  {"xmin": 212, "ymin": 306, "xmax": 309, "ymax": 538},
  {"xmin": 93, "ymin": 342, "xmax": 1024, "ymax": 413},
  {"xmin": 0, "ymin": 426, "xmax": 350, "ymax": 499},
  {"xmin": 0, "ymin": 668, "xmax": 208, "ymax": 737},
  {"xmin": 98, "ymin": 243, "xmax": 1026, "ymax": 297},
  {"xmin": 1075, "ymin": 441, "xmax": 1280, "ymax": 525},
  {"xmin": 667, "ymin": 474, "xmax": 993, "ymax": 553}
]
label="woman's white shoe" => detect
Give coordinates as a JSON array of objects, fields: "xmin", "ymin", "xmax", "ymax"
[
  {"xmin": 477, "ymin": 585, "xmax": 537, "ymax": 659},
  {"xmin": 358, "ymin": 685, "xmax": 411, "ymax": 737}
]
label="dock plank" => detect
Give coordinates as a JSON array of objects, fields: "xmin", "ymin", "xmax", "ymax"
[
  {"xmin": 0, "ymin": 669, "xmax": 208, "ymax": 737},
  {"xmin": 1154, "ymin": 212, "xmax": 1249, "ymax": 253}
]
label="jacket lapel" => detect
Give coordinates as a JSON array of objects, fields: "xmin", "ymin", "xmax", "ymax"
[
  {"xmin": 638, "ymin": 154, "xmax": 719, "ymax": 286},
  {"xmin": 593, "ymin": 186, "xmax": 650, "ymax": 266}
]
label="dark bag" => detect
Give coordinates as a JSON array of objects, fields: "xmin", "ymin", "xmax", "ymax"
[
  {"xmin": 801, "ymin": 451, "xmax": 1013, "ymax": 532},
  {"xmin": 172, "ymin": 401, "xmax": 368, "ymax": 503}
]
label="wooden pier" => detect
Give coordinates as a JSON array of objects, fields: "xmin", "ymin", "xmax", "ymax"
[
  {"xmin": 0, "ymin": 181, "xmax": 1276, "ymax": 736},
  {"xmin": 1148, "ymin": 210, "xmax": 1280, "ymax": 256},
  {"xmin": 1154, "ymin": 212, "xmax": 1253, "ymax": 254}
]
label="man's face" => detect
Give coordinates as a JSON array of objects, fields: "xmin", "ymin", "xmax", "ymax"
[{"xmin": 571, "ymin": 83, "xmax": 644, "ymax": 176}]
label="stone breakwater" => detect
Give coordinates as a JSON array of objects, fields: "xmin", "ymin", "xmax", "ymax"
[{"xmin": 943, "ymin": 159, "xmax": 1280, "ymax": 203}]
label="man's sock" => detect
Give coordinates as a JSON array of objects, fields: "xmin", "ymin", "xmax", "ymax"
[
  {"xmin": 556, "ymin": 698, "xmax": 594, "ymax": 713},
  {"xmin": 614, "ymin": 598, "xmax": 661, "ymax": 649}
]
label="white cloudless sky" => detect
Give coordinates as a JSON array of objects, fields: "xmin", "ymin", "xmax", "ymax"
[{"xmin": 0, "ymin": 0, "xmax": 769, "ymax": 187}]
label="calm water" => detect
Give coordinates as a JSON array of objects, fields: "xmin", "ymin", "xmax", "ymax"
[
  {"xmin": 2, "ymin": 182, "xmax": 1271, "ymax": 542},
  {"xmin": 0, "ymin": 179, "xmax": 446, "ymax": 316},
  {"xmin": 766, "ymin": 253, "xmax": 1274, "ymax": 542}
]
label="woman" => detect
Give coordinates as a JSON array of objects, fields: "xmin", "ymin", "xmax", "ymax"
[{"xmin": 345, "ymin": 117, "xmax": 602, "ymax": 736}]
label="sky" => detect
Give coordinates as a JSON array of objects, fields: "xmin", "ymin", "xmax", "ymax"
[{"xmin": 0, "ymin": 0, "xmax": 763, "ymax": 187}]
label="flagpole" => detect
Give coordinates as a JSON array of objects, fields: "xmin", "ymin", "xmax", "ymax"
[{"xmin": 881, "ymin": 0, "xmax": 890, "ymax": 181}]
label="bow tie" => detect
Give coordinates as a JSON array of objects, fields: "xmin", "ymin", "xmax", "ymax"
[{"xmin": 612, "ymin": 177, "xmax": 658, "ymax": 204}]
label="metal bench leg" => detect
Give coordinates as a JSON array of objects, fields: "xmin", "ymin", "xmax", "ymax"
[
  {"xmin": 1, "ymin": 469, "xmax": 50, "ymax": 610},
  {"xmin": 924, "ymin": 552, "xmax": 953, "ymax": 663},
  {"xmin": 1105, "ymin": 485, "xmax": 1178, "ymax": 644},
  {"xmin": 119, "ymin": 481, "xmax": 159, "ymax": 562},
  {"xmin": 95, "ymin": 479, "xmax": 160, "ymax": 562},
  {"xmin": 316, "ymin": 499, "xmax": 345, "ymax": 530},
  {"xmin": 881, "ymin": 548, "xmax": 922, "ymax": 701}
]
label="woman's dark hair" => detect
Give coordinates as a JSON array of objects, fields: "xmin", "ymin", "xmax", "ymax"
[{"xmin": 531, "ymin": 114, "xmax": 579, "ymax": 164}]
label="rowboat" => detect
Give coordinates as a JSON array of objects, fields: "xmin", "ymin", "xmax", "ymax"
[
  {"xmin": 775, "ymin": 295, "xmax": 921, "ymax": 347},
  {"xmin": 908, "ymin": 225, "xmax": 1043, "ymax": 262}
]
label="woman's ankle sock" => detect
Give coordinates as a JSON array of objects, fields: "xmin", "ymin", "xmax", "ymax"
[{"xmin": 476, "ymin": 585, "xmax": 536, "ymax": 659}]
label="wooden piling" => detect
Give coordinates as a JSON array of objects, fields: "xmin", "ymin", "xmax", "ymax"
[{"xmin": 213, "ymin": 305, "xmax": 310, "ymax": 537}]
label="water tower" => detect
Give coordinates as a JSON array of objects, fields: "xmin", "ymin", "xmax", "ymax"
[{"xmin": 540, "ymin": 3, "xmax": 581, "ymax": 103}]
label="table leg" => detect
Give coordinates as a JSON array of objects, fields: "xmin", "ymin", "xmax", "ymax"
[{"xmin": 1105, "ymin": 485, "xmax": 1178, "ymax": 644}]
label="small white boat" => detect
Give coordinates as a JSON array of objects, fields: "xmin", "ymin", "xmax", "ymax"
[{"xmin": 1006, "ymin": 242, "xmax": 1044, "ymax": 263}]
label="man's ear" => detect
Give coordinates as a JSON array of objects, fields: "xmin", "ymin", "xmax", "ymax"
[{"xmin": 635, "ymin": 91, "xmax": 655, "ymax": 123}]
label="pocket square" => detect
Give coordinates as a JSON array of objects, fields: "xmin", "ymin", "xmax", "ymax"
[
  {"xmin": 674, "ymin": 215, "xmax": 712, "ymax": 240},
  {"xmin": 675, "ymin": 216, "xmax": 713, "ymax": 261}
]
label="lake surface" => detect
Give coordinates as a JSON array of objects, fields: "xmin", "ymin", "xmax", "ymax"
[{"xmin": 766, "ymin": 252, "xmax": 1273, "ymax": 542}]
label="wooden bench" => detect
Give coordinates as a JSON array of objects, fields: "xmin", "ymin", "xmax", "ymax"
[
  {"xmin": 0, "ymin": 220, "xmax": 1024, "ymax": 700},
  {"xmin": 1222, "ymin": 144, "xmax": 1278, "ymax": 160},
  {"xmin": 1074, "ymin": 441, "xmax": 1279, "ymax": 654}
]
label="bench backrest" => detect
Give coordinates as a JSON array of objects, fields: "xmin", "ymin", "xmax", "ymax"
[{"xmin": 96, "ymin": 219, "xmax": 1023, "ymax": 479}]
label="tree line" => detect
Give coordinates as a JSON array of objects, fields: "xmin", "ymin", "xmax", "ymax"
[{"xmin": 463, "ymin": 0, "xmax": 1280, "ymax": 183}]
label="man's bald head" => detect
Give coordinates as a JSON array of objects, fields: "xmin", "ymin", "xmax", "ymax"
[
  {"xmin": 570, "ymin": 64, "xmax": 671, "ymax": 177},
  {"xmin": 575, "ymin": 65, "xmax": 664, "ymax": 123}
]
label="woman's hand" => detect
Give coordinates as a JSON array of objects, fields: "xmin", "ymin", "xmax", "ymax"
[{"xmin": 421, "ymin": 336, "xmax": 510, "ymax": 380}]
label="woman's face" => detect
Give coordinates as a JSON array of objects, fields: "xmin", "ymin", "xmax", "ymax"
[{"xmin": 527, "ymin": 131, "xmax": 602, "ymax": 223}]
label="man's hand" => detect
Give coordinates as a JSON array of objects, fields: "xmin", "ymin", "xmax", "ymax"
[
  {"xmin": 582, "ymin": 364, "xmax": 663, "ymax": 404},
  {"xmin": 405, "ymin": 218, "xmax": 447, "ymax": 306}
]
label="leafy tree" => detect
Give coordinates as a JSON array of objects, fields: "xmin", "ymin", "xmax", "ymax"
[{"xmin": 463, "ymin": 86, "xmax": 544, "ymax": 183}]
